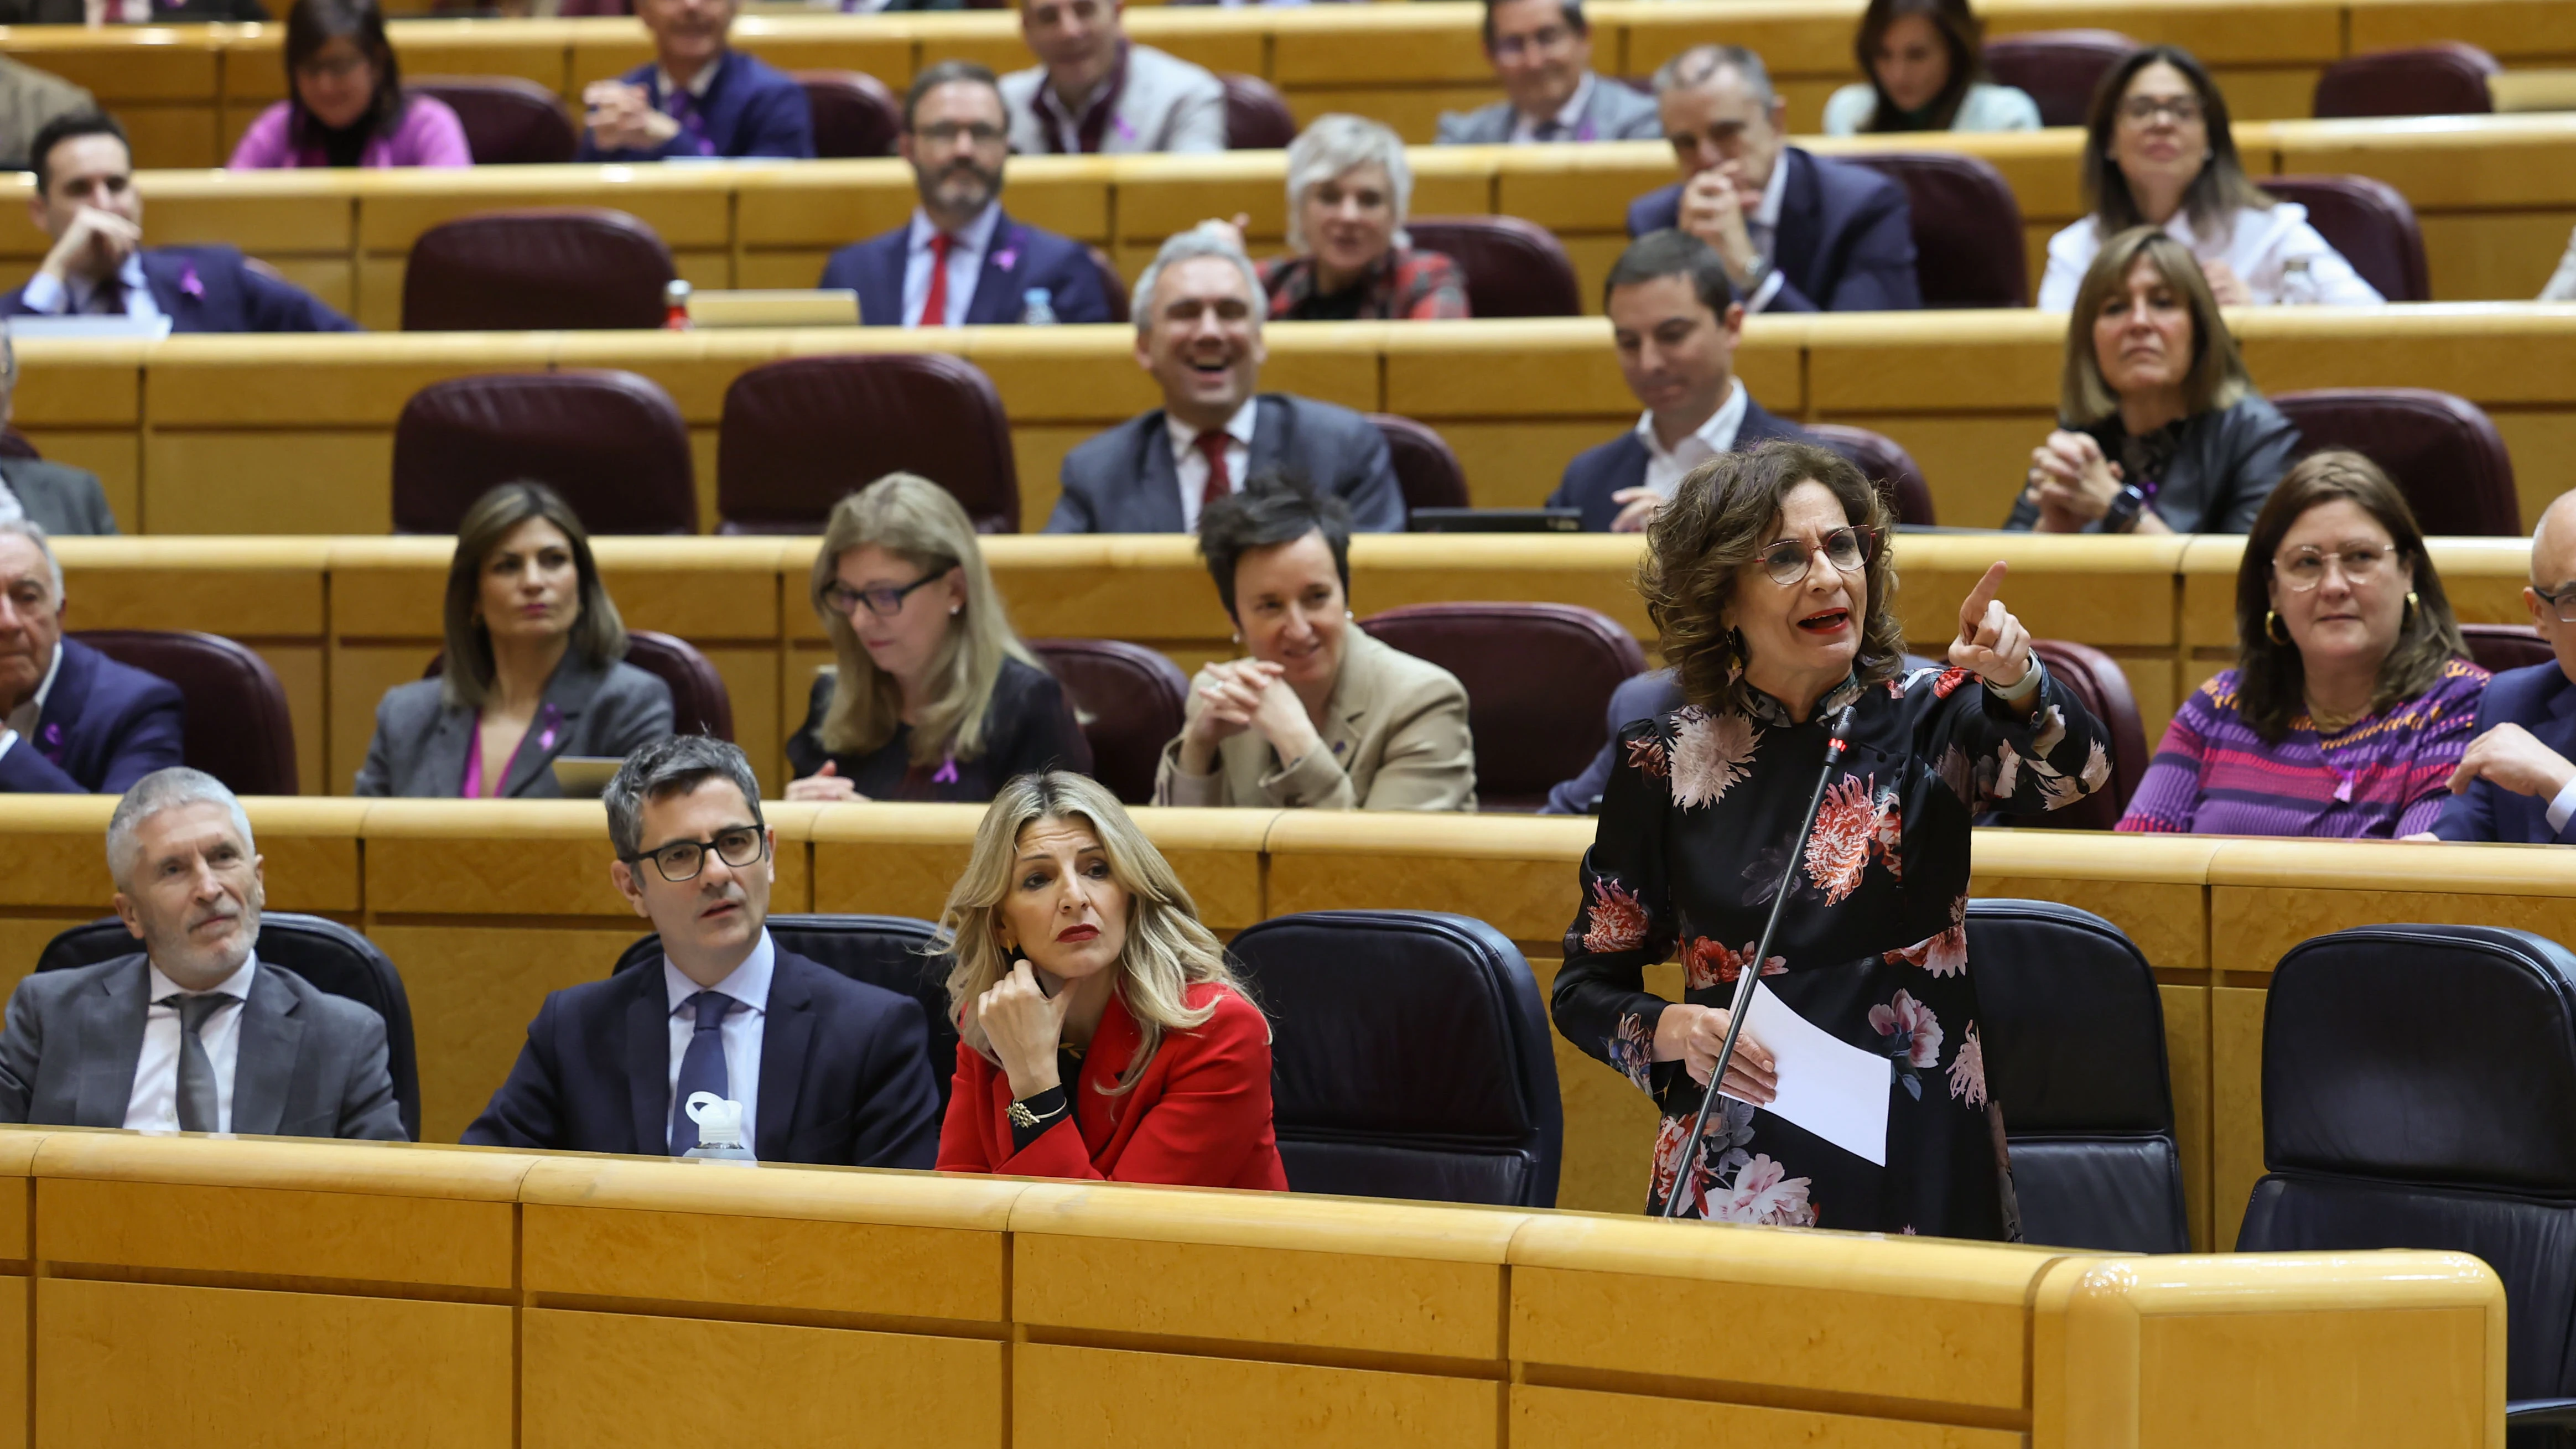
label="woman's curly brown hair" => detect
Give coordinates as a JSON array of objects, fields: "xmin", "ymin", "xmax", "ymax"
[{"xmin": 1641, "ymin": 440, "xmax": 1907, "ymax": 715}]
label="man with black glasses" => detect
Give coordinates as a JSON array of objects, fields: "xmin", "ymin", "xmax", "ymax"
[{"xmin": 463, "ymin": 735, "xmax": 941, "ymax": 1166}]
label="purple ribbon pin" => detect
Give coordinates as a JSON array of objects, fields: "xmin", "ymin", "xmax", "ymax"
[
  {"xmin": 39, "ymin": 721, "xmax": 64, "ymax": 762},
  {"xmin": 932, "ymin": 756, "xmax": 959, "ymax": 785},
  {"xmin": 178, "ymin": 267, "xmax": 203, "ymax": 299},
  {"xmin": 537, "ymin": 703, "xmax": 562, "ymax": 755},
  {"xmin": 1111, "ymin": 115, "xmax": 1137, "ymax": 142}
]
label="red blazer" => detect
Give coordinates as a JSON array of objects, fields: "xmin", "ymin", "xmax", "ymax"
[{"xmin": 936, "ymin": 981, "xmax": 1288, "ymax": 1190}]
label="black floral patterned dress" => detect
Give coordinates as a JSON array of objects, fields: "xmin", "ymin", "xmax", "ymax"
[{"xmin": 1553, "ymin": 662, "xmax": 2112, "ymax": 1236}]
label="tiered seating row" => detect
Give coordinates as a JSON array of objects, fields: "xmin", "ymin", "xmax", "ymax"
[{"xmin": 0, "ymin": 1129, "xmax": 2500, "ymax": 1447}]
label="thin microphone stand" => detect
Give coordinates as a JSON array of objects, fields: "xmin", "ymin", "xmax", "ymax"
[{"xmin": 1661, "ymin": 702, "xmax": 1858, "ymax": 1219}]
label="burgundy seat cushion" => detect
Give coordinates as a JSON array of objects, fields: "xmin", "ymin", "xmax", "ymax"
[
  {"xmin": 392, "ymin": 370, "xmax": 696, "ymax": 536},
  {"xmin": 1841, "ymin": 150, "xmax": 2027, "ymax": 308},
  {"xmin": 1403, "ymin": 216, "xmax": 1581, "ymax": 318},
  {"xmin": 1030, "ymin": 640, "xmax": 1189, "ymax": 803},
  {"xmin": 796, "ymin": 70, "xmax": 902, "ymax": 159},
  {"xmin": 73, "ymin": 630, "xmax": 297, "ymax": 795},
  {"xmin": 402, "ymin": 208, "xmax": 674, "ymax": 331},
  {"xmin": 1088, "ymin": 247, "xmax": 1130, "ymax": 323},
  {"xmin": 1981, "ymin": 30, "xmax": 2139, "ymax": 128},
  {"xmin": 1219, "ymin": 72, "xmax": 1295, "ymax": 150},
  {"xmin": 1358, "ymin": 603, "xmax": 1645, "ymax": 811},
  {"xmin": 2258, "ymin": 174, "xmax": 2429, "ymax": 302},
  {"xmin": 2461, "ymin": 625, "xmax": 2556, "ymax": 676},
  {"xmin": 1806, "ymin": 422, "xmax": 1936, "ymax": 526},
  {"xmin": 716, "ymin": 354, "xmax": 1020, "ymax": 533},
  {"xmin": 408, "ymin": 77, "xmax": 576, "ymax": 164},
  {"xmin": 1369, "ymin": 413, "xmax": 1469, "ymax": 513},
  {"xmin": 2314, "ymin": 43, "xmax": 2499, "ymax": 118},
  {"xmin": 2270, "ymin": 388, "xmax": 2518, "ymax": 536},
  {"xmin": 2016, "ymin": 638, "xmax": 2148, "ymax": 832}
]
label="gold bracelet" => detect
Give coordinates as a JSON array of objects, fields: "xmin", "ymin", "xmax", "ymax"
[{"xmin": 1009, "ymin": 1097, "xmax": 1066, "ymax": 1130}]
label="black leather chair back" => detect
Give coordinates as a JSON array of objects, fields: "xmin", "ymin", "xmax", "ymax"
[
  {"xmin": 1359, "ymin": 602, "xmax": 1645, "ymax": 811},
  {"xmin": 716, "ymin": 354, "xmax": 1019, "ymax": 534},
  {"xmin": 1403, "ymin": 216, "xmax": 1582, "ymax": 318},
  {"xmin": 1965, "ymin": 900, "xmax": 2187, "ymax": 1252},
  {"xmin": 794, "ymin": 70, "xmax": 902, "ymax": 158},
  {"xmin": 1225, "ymin": 910, "xmax": 1561, "ymax": 1207},
  {"xmin": 2464, "ymin": 624, "xmax": 2556, "ymax": 676},
  {"xmin": 1369, "ymin": 412, "xmax": 1470, "ymax": 513},
  {"xmin": 2239, "ymin": 925, "xmax": 2576, "ymax": 1430},
  {"xmin": 1805, "ymin": 422, "xmax": 1935, "ymax": 526},
  {"xmin": 392, "ymin": 370, "xmax": 697, "ymax": 536},
  {"xmin": 1218, "ymin": 72, "xmax": 1296, "ymax": 149},
  {"xmin": 1981, "ymin": 30, "xmax": 2138, "ymax": 127},
  {"xmin": 38, "ymin": 913, "xmax": 422, "ymax": 1141},
  {"xmin": 1029, "ymin": 639, "xmax": 1190, "ymax": 804},
  {"xmin": 73, "ymin": 630, "xmax": 298, "ymax": 796},
  {"xmin": 409, "ymin": 77, "xmax": 578, "ymax": 164},
  {"xmin": 614, "ymin": 913, "xmax": 958, "ymax": 1107},
  {"xmin": 1840, "ymin": 150, "xmax": 2028, "ymax": 308}
]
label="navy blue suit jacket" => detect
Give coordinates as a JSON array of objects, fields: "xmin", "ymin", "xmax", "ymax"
[
  {"xmin": 2434, "ymin": 661, "xmax": 2576, "ymax": 844},
  {"xmin": 0, "ymin": 638, "xmax": 184, "ymax": 794},
  {"xmin": 460, "ymin": 946, "xmax": 942, "ymax": 1168},
  {"xmin": 818, "ymin": 210, "xmax": 1113, "ymax": 326},
  {"xmin": 1546, "ymin": 393, "xmax": 1811, "ymax": 531},
  {"xmin": 577, "ymin": 51, "xmax": 814, "ymax": 161},
  {"xmin": 1626, "ymin": 148, "xmax": 1920, "ymax": 313},
  {"xmin": 0, "ymin": 245, "xmax": 357, "ymax": 334}
]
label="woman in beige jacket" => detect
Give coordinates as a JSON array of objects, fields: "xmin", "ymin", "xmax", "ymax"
[{"xmin": 1155, "ymin": 476, "xmax": 1476, "ymax": 811}]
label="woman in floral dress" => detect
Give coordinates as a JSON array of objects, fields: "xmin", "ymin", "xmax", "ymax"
[{"xmin": 1554, "ymin": 442, "xmax": 2113, "ymax": 1237}]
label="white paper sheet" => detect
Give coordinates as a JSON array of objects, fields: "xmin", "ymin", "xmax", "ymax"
[{"xmin": 1717, "ymin": 980, "xmax": 1891, "ymax": 1166}]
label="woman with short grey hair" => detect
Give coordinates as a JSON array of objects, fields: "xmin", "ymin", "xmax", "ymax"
[{"xmin": 1255, "ymin": 113, "xmax": 1469, "ymax": 321}]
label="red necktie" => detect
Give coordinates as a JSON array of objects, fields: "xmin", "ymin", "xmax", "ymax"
[
  {"xmin": 920, "ymin": 232, "xmax": 953, "ymax": 328},
  {"xmin": 1194, "ymin": 430, "xmax": 1232, "ymax": 514}
]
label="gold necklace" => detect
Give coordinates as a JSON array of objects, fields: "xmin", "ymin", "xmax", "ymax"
[{"xmin": 2305, "ymin": 698, "xmax": 2365, "ymax": 734}]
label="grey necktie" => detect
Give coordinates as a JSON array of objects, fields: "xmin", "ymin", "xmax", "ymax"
[{"xmin": 160, "ymin": 993, "xmax": 239, "ymax": 1133}]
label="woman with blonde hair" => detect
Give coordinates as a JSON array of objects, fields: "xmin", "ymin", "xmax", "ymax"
[
  {"xmin": 784, "ymin": 474, "xmax": 1090, "ymax": 802},
  {"xmin": 933, "ymin": 771, "xmax": 1287, "ymax": 1188}
]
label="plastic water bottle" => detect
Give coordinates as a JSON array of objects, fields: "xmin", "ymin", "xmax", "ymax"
[
  {"xmin": 2279, "ymin": 256, "xmax": 2319, "ymax": 306},
  {"xmin": 1021, "ymin": 288, "xmax": 1058, "ymax": 325},
  {"xmin": 679, "ymin": 1090, "xmax": 756, "ymax": 1165},
  {"xmin": 663, "ymin": 279, "xmax": 693, "ymax": 330}
]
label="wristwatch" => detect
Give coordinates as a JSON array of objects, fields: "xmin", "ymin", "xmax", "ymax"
[
  {"xmin": 2100, "ymin": 484, "xmax": 2152, "ymax": 534},
  {"xmin": 1735, "ymin": 256, "xmax": 1773, "ymax": 297}
]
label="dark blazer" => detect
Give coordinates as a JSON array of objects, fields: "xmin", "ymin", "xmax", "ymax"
[
  {"xmin": 2435, "ymin": 661, "xmax": 2576, "ymax": 844},
  {"xmin": 1047, "ymin": 393, "xmax": 1406, "ymax": 533},
  {"xmin": 1547, "ymin": 393, "xmax": 1811, "ymax": 532},
  {"xmin": 2001, "ymin": 397, "xmax": 2301, "ymax": 535},
  {"xmin": 785, "ymin": 654, "xmax": 1093, "ymax": 802},
  {"xmin": 0, "ymin": 245, "xmax": 357, "ymax": 334},
  {"xmin": 577, "ymin": 51, "xmax": 814, "ymax": 162},
  {"xmin": 3, "ymin": 458, "xmax": 115, "ymax": 535},
  {"xmin": 0, "ymin": 637, "xmax": 183, "ymax": 794},
  {"xmin": 1625, "ymin": 148, "xmax": 1921, "ymax": 313},
  {"xmin": 352, "ymin": 652, "xmax": 673, "ymax": 797},
  {"xmin": 819, "ymin": 209, "xmax": 1113, "ymax": 327},
  {"xmin": 461, "ymin": 946, "xmax": 943, "ymax": 1168},
  {"xmin": 0, "ymin": 0, "xmax": 264, "ymax": 20},
  {"xmin": 0, "ymin": 954, "xmax": 404, "ymax": 1140}
]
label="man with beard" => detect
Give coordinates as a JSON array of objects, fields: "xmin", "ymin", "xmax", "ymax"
[
  {"xmin": 820, "ymin": 61, "xmax": 1113, "ymax": 327},
  {"xmin": 576, "ymin": 0, "xmax": 812, "ymax": 161},
  {"xmin": 463, "ymin": 736, "xmax": 942, "ymax": 1167}
]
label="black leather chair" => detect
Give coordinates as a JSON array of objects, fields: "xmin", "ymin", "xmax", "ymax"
[
  {"xmin": 1966, "ymin": 900, "xmax": 2186, "ymax": 1252},
  {"xmin": 1806, "ymin": 422, "xmax": 1935, "ymax": 526},
  {"xmin": 614, "ymin": 913, "xmax": 958, "ymax": 1108},
  {"xmin": 1219, "ymin": 72, "xmax": 1296, "ymax": 149},
  {"xmin": 2260, "ymin": 174, "xmax": 2432, "ymax": 302},
  {"xmin": 716, "ymin": 354, "xmax": 1020, "ymax": 534},
  {"xmin": 1359, "ymin": 602, "xmax": 1646, "ymax": 811},
  {"xmin": 1982, "ymin": 30, "xmax": 2138, "ymax": 127},
  {"xmin": 37, "ymin": 913, "xmax": 423, "ymax": 1141},
  {"xmin": 409, "ymin": 76, "xmax": 578, "ymax": 164},
  {"xmin": 402, "ymin": 209, "xmax": 675, "ymax": 331},
  {"xmin": 2238, "ymin": 925, "xmax": 2576, "ymax": 1441},
  {"xmin": 1030, "ymin": 639, "xmax": 1190, "ymax": 805},
  {"xmin": 2464, "ymin": 623, "xmax": 2556, "ymax": 676},
  {"xmin": 73, "ymin": 630, "xmax": 298, "ymax": 796},
  {"xmin": 391, "ymin": 370, "xmax": 697, "ymax": 536},
  {"xmin": 1225, "ymin": 910, "xmax": 1561, "ymax": 1207},
  {"xmin": 2271, "ymin": 387, "xmax": 2520, "ymax": 536},
  {"xmin": 1404, "ymin": 216, "xmax": 1582, "ymax": 318},
  {"xmin": 794, "ymin": 70, "xmax": 902, "ymax": 158},
  {"xmin": 2314, "ymin": 43, "xmax": 2499, "ymax": 118},
  {"xmin": 1842, "ymin": 150, "xmax": 2028, "ymax": 308},
  {"xmin": 1369, "ymin": 412, "xmax": 1470, "ymax": 513}
]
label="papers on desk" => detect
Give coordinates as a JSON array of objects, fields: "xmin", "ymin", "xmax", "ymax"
[{"xmin": 1719, "ymin": 981, "xmax": 1891, "ymax": 1166}]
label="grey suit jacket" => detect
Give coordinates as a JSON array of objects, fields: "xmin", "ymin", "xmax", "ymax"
[
  {"xmin": 0, "ymin": 954, "xmax": 405, "ymax": 1140},
  {"xmin": 353, "ymin": 651, "xmax": 674, "ymax": 796},
  {"xmin": 1046, "ymin": 393, "xmax": 1406, "ymax": 534},
  {"xmin": 1435, "ymin": 74, "xmax": 1662, "ymax": 144},
  {"xmin": 2, "ymin": 458, "xmax": 116, "ymax": 536}
]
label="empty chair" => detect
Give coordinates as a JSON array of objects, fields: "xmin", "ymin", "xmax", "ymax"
[
  {"xmin": 1359, "ymin": 602, "xmax": 1644, "ymax": 811},
  {"xmin": 1981, "ymin": 30, "xmax": 2138, "ymax": 128},
  {"xmin": 426, "ymin": 629, "xmax": 732, "ymax": 742},
  {"xmin": 716, "ymin": 354, "xmax": 1019, "ymax": 534},
  {"xmin": 1966, "ymin": 900, "xmax": 2186, "ymax": 1253},
  {"xmin": 38, "ymin": 912, "xmax": 423, "ymax": 1141},
  {"xmin": 71, "ymin": 630, "xmax": 296, "ymax": 796},
  {"xmin": 392, "ymin": 370, "xmax": 696, "ymax": 536},
  {"xmin": 2270, "ymin": 388, "xmax": 2518, "ymax": 536},
  {"xmin": 1842, "ymin": 150, "xmax": 2027, "ymax": 308},
  {"xmin": 796, "ymin": 70, "xmax": 902, "ymax": 159},
  {"xmin": 2314, "ymin": 43, "xmax": 2499, "ymax": 118},
  {"xmin": 2238, "ymin": 925, "xmax": 2576, "ymax": 1439},
  {"xmin": 402, "ymin": 209, "xmax": 674, "ymax": 332},
  {"xmin": 2464, "ymin": 624, "xmax": 2557, "ymax": 676},
  {"xmin": 1226, "ymin": 910, "xmax": 1561, "ymax": 1207},
  {"xmin": 2014, "ymin": 638, "xmax": 2149, "ymax": 830},
  {"xmin": 1403, "ymin": 216, "xmax": 1581, "ymax": 318},
  {"xmin": 2260, "ymin": 174, "xmax": 2430, "ymax": 302},
  {"xmin": 1029, "ymin": 639, "xmax": 1190, "ymax": 804},
  {"xmin": 615, "ymin": 912, "xmax": 959, "ymax": 1109},
  {"xmin": 1369, "ymin": 413, "xmax": 1469, "ymax": 514},
  {"xmin": 408, "ymin": 76, "xmax": 578, "ymax": 164},
  {"xmin": 1219, "ymin": 72, "xmax": 1296, "ymax": 150},
  {"xmin": 1806, "ymin": 422, "xmax": 1935, "ymax": 526},
  {"xmin": 1087, "ymin": 247, "xmax": 1130, "ymax": 323}
]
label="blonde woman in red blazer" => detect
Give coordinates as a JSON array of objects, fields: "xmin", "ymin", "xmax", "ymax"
[{"xmin": 933, "ymin": 771, "xmax": 1287, "ymax": 1189}]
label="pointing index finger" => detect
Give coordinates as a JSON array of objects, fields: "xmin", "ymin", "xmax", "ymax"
[{"xmin": 1958, "ymin": 561, "xmax": 2009, "ymax": 637}]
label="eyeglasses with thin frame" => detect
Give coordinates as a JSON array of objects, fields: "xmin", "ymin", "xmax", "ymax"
[
  {"xmin": 2274, "ymin": 543, "xmax": 2401, "ymax": 593},
  {"xmin": 913, "ymin": 121, "xmax": 1006, "ymax": 148},
  {"xmin": 624, "ymin": 825, "xmax": 766, "ymax": 884},
  {"xmin": 822, "ymin": 564, "xmax": 957, "ymax": 619},
  {"xmin": 2119, "ymin": 95, "xmax": 2204, "ymax": 126},
  {"xmin": 2536, "ymin": 580, "xmax": 2576, "ymax": 624},
  {"xmin": 1491, "ymin": 23, "xmax": 1573, "ymax": 58},
  {"xmin": 1758, "ymin": 526, "xmax": 1877, "ymax": 587}
]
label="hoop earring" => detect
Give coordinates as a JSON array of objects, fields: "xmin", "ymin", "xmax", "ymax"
[{"xmin": 2265, "ymin": 610, "xmax": 2290, "ymax": 645}]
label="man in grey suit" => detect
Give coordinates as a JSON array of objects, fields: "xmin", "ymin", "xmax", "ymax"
[
  {"xmin": 1435, "ymin": 0, "xmax": 1660, "ymax": 146},
  {"xmin": 1047, "ymin": 224, "xmax": 1405, "ymax": 535},
  {"xmin": 0, "ymin": 767, "xmax": 406, "ymax": 1140},
  {"xmin": 0, "ymin": 329, "xmax": 115, "ymax": 536}
]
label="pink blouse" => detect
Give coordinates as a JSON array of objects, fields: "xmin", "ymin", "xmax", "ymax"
[{"xmin": 227, "ymin": 95, "xmax": 474, "ymax": 170}]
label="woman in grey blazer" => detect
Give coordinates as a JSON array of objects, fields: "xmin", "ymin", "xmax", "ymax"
[{"xmin": 354, "ymin": 482, "xmax": 672, "ymax": 797}]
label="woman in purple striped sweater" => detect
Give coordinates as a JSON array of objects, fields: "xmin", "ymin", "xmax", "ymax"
[{"xmin": 2119, "ymin": 451, "xmax": 2487, "ymax": 837}]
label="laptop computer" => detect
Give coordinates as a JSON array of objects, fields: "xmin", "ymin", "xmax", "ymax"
[{"xmin": 1408, "ymin": 507, "xmax": 1585, "ymax": 533}]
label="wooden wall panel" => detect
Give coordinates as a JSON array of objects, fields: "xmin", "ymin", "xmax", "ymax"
[
  {"xmin": 1513, "ymin": 1383, "xmax": 2023, "ymax": 1449},
  {"xmin": 523, "ymin": 1201, "xmax": 1007, "ymax": 1321},
  {"xmin": 1012, "ymin": 1342, "xmax": 1501, "ymax": 1449},
  {"xmin": 37, "ymin": 1177, "xmax": 514, "ymax": 1288}
]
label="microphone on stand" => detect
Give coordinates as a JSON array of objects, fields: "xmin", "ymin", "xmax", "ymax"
[{"xmin": 1661, "ymin": 701, "xmax": 1858, "ymax": 1219}]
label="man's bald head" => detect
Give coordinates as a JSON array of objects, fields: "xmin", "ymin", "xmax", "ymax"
[{"xmin": 2535, "ymin": 490, "xmax": 2576, "ymax": 590}]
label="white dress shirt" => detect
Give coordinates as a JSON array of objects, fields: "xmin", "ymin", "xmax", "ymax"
[
  {"xmin": 124, "ymin": 953, "xmax": 259, "ymax": 1133},
  {"xmin": 656, "ymin": 63, "xmax": 719, "ymax": 102},
  {"xmin": 1509, "ymin": 72, "xmax": 1595, "ymax": 144},
  {"xmin": 1635, "ymin": 377, "xmax": 1748, "ymax": 501},
  {"xmin": 1166, "ymin": 398, "xmax": 1258, "ymax": 533},
  {"xmin": 901, "ymin": 201, "xmax": 1004, "ymax": 328},
  {"xmin": 2036, "ymin": 202, "xmax": 2385, "ymax": 310},
  {"xmin": 0, "ymin": 470, "xmax": 21, "ymax": 525},
  {"xmin": 1740, "ymin": 157, "xmax": 1790, "ymax": 314},
  {"xmin": 2546, "ymin": 778, "xmax": 2576, "ymax": 835},
  {"xmin": 18, "ymin": 251, "xmax": 165, "ymax": 322},
  {"xmin": 662, "ymin": 928, "xmax": 775, "ymax": 1152},
  {"xmin": 0, "ymin": 638, "xmax": 61, "ymax": 767}
]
